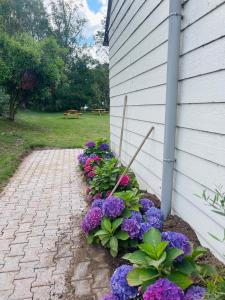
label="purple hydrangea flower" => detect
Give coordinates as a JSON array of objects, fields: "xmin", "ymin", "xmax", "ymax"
[
  {"xmin": 184, "ymin": 286, "xmax": 206, "ymax": 300},
  {"xmin": 81, "ymin": 207, "xmax": 102, "ymax": 234},
  {"xmin": 102, "ymin": 293, "xmax": 119, "ymax": 300},
  {"xmin": 139, "ymin": 198, "xmax": 155, "ymax": 213},
  {"xmin": 143, "ymin": 278, "xmax": 184, "ymax": 300},
  {"xmin": 130, "ymin": 211, "xmax": 143, "ymax": 223},
  {"xmin": 122, "ymin": 218, "xmax": 141, "ymax": 239},
  {"xmin": 91, "ymin": 199, "xmax": 105, "ymax": 210},
  {"xmin": 103, "ymin": 197, "xmax": 125, "ymax": 219},
  {"xmin": 99, "ymin": 143, "xmax": 109, "ymax": 151},
  {"xmin": 145, "ymin": 207, "xmax": 164, "ymax": 221},
  {"xmin": 162, "ymin": 231, "xmax": 192, "ymax": 262},
  {"xmin": 78, "ymin": 154, "xmax": 88, "ymax": 165},
  {"xmin": 111, "ymin": 265, "xmax": 138, "ymax": 299},
  {"xmin": 86, "ymin": 141, "xmax": 96, "ymax": 148},
  {"xmin": 139, "ymin": 217, "xmax": 163, "ymax": 240}
]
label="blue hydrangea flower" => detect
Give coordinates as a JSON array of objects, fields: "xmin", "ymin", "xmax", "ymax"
[
  {"xmin": 111, "ymin": 265, "xmax": 138, "ymax": 299},
  {"xmin": 99, "ymin": 143, "xmax": 109, "ymax": 151},
  {"xmin": 91, "ymin": 199, "xmax": 105, "ymax": 210},
  {"xmin": 139, "ymin": 217, "xmax": 163, "ymax": 240},
  {"xmin": 102, "ymin": 293, "xmax": 119, "ymax": 300},
  {"xmin": 143, "ymin": 278, "xmax": 184, "ymax": 300},
  {"xmin": 162, "ymin": 231, "xmax": 192, "ymax": 261},
  {"xmin": 184, "ymin": 286, "xmax": 206, "ymax": 300},
  {"xmin": 103, "ymin": 197, "xmax": 125, "ymax": 219},
  {"xmin": 81, "ymin": 207, "xmax": 102, "ymax": 234},
  {"xmin": 139, "ymin": 198, "xmax": 155, "ymax": 213},
  {"xmin": 89, "ymin": 153, "xmax": 98, "ymax": 158},
  {"xmin": 105, "ymin": 152, "xmax": 115, "ymax": 159},
  {"xmin": 122, "ymin": 218, "xmax": 141, "ymax": 239},
  {"xmin": 78, "ymin": 153, "xmax": 88, "ymax": 165},
  {"xmin": 86, "ymin": 141, "xmax": 96, "ymax": 148},
  {"xmin": 130, "ymin": 210, "xmax": 143, "ymax": 223},
  {"xmin": 145, "ymin": 207, "xmax": 164, "ymax": 221}
]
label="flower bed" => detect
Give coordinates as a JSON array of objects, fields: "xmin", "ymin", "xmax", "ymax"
[{"xmin": 78, "ymin": 139, "xmax": 225, "ymax": 300}]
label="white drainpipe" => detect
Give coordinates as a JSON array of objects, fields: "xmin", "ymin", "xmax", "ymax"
[{"xmin": 161, "ymin": 0, "xmax": 182, "ymax": 218}]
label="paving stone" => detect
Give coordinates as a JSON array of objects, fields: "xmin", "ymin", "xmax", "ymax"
[
  {"xmin": 73, "ymin": 279, "xmax": 92, "ymax": 296},
  {"xmin": 0, "ymin": 272, "xmax": 17, "ymax": 291},
  {"xmin": 15, "ymin": 261, "xmax": 39, "ymax": 279},
  {"xmin": 32, "ymin": 285, "xmax": 51, "ymax": 300},
  {"xmin": 32, "ymin": 267, "xmax": 55, "ymax": 287},
  {"xmin": 72, "ymin": 261, "xmax": 91, "ymax": 280},
  {"xmin": 9, "ymin": 278, "xmax": 35, "ymax": 299},
  {"xmin": 92, "ymin": 268, "xmax": 110, "ymax": 288}
]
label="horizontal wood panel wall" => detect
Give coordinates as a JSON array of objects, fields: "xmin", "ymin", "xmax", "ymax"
[{"xmin": 108, "ymin": 0, "xmax": 225, "ymax": 263}]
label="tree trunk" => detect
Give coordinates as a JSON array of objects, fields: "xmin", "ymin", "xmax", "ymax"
[{"xmin": 8, "ymin": 94, "xmax": 17, "ymax": 121}]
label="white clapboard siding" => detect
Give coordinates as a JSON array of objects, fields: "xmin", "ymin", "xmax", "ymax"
[
  {"xmin": 111, "ymin": 105, "xmax": 165, "ymax": 124},
  {"xmin": 109, "ymin": 0, "xmax": 146, "ymax": 44},
  {"xmin": 109, "ymin": 0, "xmax": 126, "ymax": 29},
  {"xmin": 180, "ymin": 37, "xmax": 225, "ymax": 80},
  {"xmin": 109, "ymin": 0, "xmax": 225, "ymax": 263},
  {"xmin": 110, "ymin": 85, "xmax": 166, "ymax": 105},
  {"xmin": 181, "ymin": 0, "xmax": 225, "ymax": 29},
  {"xmin": 110, "ymin": 64, "xmax": 167, "ymax": 97},
  {"xmin": 177, "ymin": 103, "xmax": 225, "ymax": 135},
  {"xmin": 110, "ymin": 119, "xmax": 165, "ymax": 143},
  {"xmin": 110, "ymin": 0, "xmax": 169, "ymax": 67},
  {"xmin": 110, "ymin": 125, "xmax": 164, "ymax": 162},
  {"xmin": 110, "ymin": 42, "xmax": 168, "ymax": 87},
  {"xmin": 109, "ymin": 0, "xmax": 163, "ymax": 57},
  {"xmin": 176, "ymin": 128, "xmax": 225, "ymax": 167},
  {"xmin": 110, "ymin": 20, "xmax": 169, "ymax": 79},
  {"xmin": 181, "ymin": 3, "xmax": 225, "ymax": 55},
  {"xmin": 178, "ymin": 70, "xmax": 225, "ymax": 104}
]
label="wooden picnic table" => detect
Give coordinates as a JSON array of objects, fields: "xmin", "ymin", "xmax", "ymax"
[
  {"xmin": 64, "ymin": 109, "xmax": 82, "ymax": 119},
  {"xmin": 92, "ymin": 109, "xmax": 108, "ymax": 116}
]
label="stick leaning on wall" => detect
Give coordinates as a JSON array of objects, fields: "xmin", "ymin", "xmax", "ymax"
[
  {"xmin": 118, "ymin": 95, "xmax": 127, "ymax": 161},
  {"xmin": 109, "ymin": 126, "xmax": 155, "ymax": 197}
]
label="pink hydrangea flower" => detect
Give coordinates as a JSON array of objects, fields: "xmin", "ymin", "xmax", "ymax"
[
  {"xmin": 119, "ymin": 175, "xmax": 130, "ymax": 186},
  {"xmin": 87, "ymin": 171, "xmax": 96, "ymax": 178},
  {"xmin": 84, "ymin": 165, "xmax": 92, "ymax": 173}
]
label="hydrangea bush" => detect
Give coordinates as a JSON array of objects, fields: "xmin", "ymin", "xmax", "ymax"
[{"xmin": 78, "ymin": 139, "xmax": 219, "ymax": 299}]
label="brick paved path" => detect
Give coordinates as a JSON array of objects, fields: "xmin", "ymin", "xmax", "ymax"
[{"xmin": 0, "ymin": 150, "xmax": 110, "ymax": 300}]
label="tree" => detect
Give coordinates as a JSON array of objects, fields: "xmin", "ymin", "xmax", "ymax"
[
  {"xmin": 0, "ymin": 32, "xmax": 65, "ymax": 120},
  {"xmin": 50, "ymin": 0, "xmax": 86, "ymax": 53},
  {"xmin": 0, "ymin": 0, "xmax": 50, "ymax": 39},
  {"xmin": 90, "ymin": 63, "xmax": 109, "ymax": 109}
]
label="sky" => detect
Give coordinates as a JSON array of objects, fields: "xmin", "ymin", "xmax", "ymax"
[
  {"xmin": 44, "ymin": 0, "xmax": 108, "ymax": 61},
  {"xmin": 80, "ymin": 0, "xmax": 107, "ymax": 42}
]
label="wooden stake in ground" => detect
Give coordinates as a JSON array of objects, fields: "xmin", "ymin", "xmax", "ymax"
[
  {"xmin": 118, "ymin": 95, "xmax": 127, "ymax": 161},
  {"xmin": 109, "ymin": 126, "xmax": 155, "ymax": 197}
]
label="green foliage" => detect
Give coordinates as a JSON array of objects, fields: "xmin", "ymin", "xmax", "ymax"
[
  {"xmin": 93, "ymin": 217, "xmax": 129, "ymax": 257},
  {"xmin": 0, "ymin": 0, "xmax": 109, "ymax": 116},
  {"xmin": 205, "ymin": 276, "xmax": 225, "ymax": 299},
  {"xmin": 0, "ymin": 32, "xmax": 65, "ymax": 120},
  {"xmin": 198, "ymin": 188, "xmax": 225, "ymax": 253},
  {"xmin": 123, "ymin": 228, "xmax": 217, "ymax": 291},
  {"xmin": 115, "ymin": 189, "xmax": 141, "ymax": 211},
  {"xmin": 0, "ymin": 0, "xmax": 50, "ymax": 38},
  {"xmin": 0, "ymin": 87, "xmax": 9, "ymax": 116},
  {"xmin": 90, "ymin": 157, "xmax": 123, "ymax": 195}
]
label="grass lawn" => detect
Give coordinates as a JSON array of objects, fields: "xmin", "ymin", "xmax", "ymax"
[{"xmin": 0, "ymin": 110, "xmax": 109, "ymax": 191}]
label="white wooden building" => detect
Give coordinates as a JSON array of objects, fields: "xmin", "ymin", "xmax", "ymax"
[{"xmin": 104, "ymin": 0, "xmax": 225, "ymax": 263}]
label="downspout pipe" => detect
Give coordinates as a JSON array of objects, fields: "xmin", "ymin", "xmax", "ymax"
[{"xmin": 161, "ymin": 0, "xmax": 182, "ymax": 218}]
